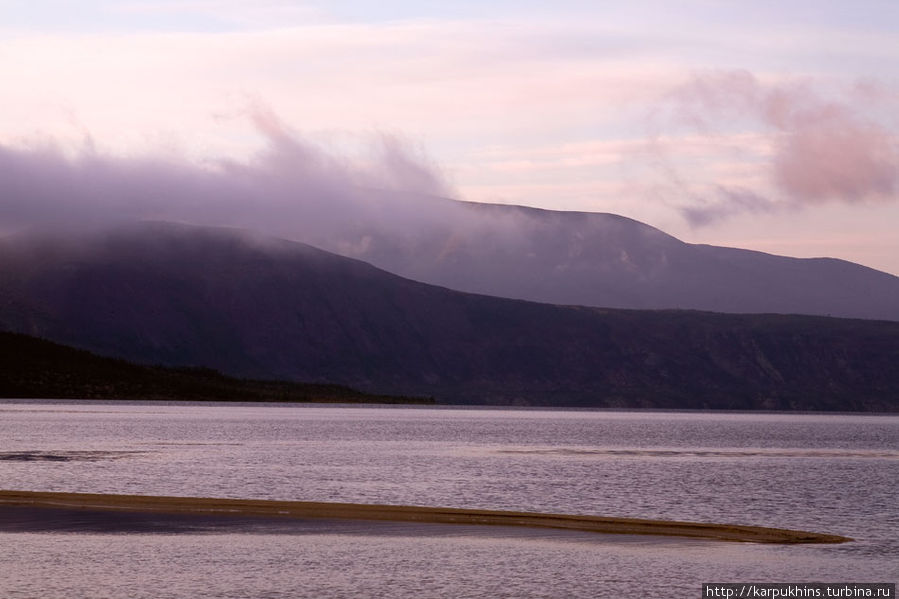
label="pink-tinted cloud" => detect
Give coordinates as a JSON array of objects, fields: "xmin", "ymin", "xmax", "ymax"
[
  {"xmin": 772, "ymin": 103, "xmax": 897, "ymax": 202},
  {"xmin": 655, "ymin": 70, "xmax": 899, "ymax": 225}
]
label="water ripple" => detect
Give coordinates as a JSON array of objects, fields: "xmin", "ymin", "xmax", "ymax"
[{"xmin": 492, "ymin": 447, "xmax": 899, "ymax": 459}]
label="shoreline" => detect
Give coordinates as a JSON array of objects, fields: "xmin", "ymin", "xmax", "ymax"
[{"xmin": 0, "ymin": 490, "xmax": 851, "ymax": 544}]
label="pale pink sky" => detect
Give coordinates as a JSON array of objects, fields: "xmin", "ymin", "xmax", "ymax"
[{"xmin": 2, "ymin": 1, "xmax": 898, "ymax": 274}]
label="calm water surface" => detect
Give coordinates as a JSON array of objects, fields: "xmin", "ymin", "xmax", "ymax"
[{"xmin": 1, "ymin": 401, "xmax": 896, "ymax": 598}]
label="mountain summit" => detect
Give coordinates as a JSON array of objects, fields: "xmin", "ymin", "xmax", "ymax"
[{"xmin": 303, "ymin": 200, "xmax": 899, "ymax": 321}]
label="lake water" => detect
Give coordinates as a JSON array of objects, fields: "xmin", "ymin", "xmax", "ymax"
[{"xmin": 0, "ymin": 401, "xmax": 896, "ymax": 598}]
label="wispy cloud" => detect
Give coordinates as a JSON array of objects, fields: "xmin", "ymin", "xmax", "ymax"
[
  {"xmin": 648, "ymin": 70, "xmax": 899, "ymax": 225},
  {"xmin": 0, "ymin": 109, "xmax": 455, "ymax": 240},
  {"xmin": 680, "ymin": 186, "xmax": 777, "ymax": 227}
]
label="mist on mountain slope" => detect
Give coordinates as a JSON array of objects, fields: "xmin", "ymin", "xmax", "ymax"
[{"xmin": 1, "ymin": 111, "xmax": 898, "ymax": 321}]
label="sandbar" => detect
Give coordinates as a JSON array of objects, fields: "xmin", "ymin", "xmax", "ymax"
[{"xmin": 0, "ymin": 490, "xmax": 851, "ymax": 544}]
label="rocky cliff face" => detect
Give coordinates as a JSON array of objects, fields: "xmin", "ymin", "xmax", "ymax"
[{"xmin": 1, "ymin": 222, "xmax": 897, "ymax": 410}]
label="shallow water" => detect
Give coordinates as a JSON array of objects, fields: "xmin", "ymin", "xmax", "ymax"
[{"xmin": 0, "ymin": 402, "xmax": 896, "ymax": 598}]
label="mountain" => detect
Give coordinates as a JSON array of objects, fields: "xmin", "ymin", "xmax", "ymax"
[
  {"xmin": 0, "ymin": 331, "xmax": 430, "ymax": 403},
  {"xmin": 305, "ymin": 200, "xmax": 899, "ymax": 321},
  {"xmin": 0, "ymin": 222, "xmax": 897, "ymax": 410}
]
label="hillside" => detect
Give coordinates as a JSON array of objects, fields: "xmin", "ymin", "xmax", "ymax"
[
  {"xmin": 0, "ymin": 331, "xmax": 430, "ymax": 404},
  {"xmin": 308, "ymin": 200, "xmax": 899, "ymax": 321},
  {"xmin": 0, "ymin": 222, "xmax": 897, "ymax": 410}
]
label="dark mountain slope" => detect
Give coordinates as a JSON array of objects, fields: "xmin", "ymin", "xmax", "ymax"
[
  {"xmin": 313, "ymin": 200, "xmax": 899, "ymax": 321},
  {"xmin": 0, "ymin": 222, "xmax": 897, "ymax": 410}
]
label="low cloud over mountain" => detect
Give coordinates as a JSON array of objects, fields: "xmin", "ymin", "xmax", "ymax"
[{"xmin": 2, "ymin": 109, "xmax": 898, "ymax": 321}]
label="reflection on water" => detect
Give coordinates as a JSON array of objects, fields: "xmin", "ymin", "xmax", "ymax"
[
  {"xmin": 0, "ymin": 504, "xmax": 702, "ymax": 541},
  {"xmin": 0, "ymin": 450, "xmax": 149, "ymax": 462},
  {"xmin": 0, "ymin": 401, "xmax": 897, "ymax": 598}
]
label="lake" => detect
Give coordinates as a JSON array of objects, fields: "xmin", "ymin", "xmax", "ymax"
[{"xmin": 1, "ymin": 401, "xmax": 896, "ymax": 598}]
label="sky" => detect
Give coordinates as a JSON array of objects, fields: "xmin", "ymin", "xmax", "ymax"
[{"xmin": 1, "ymin": 0, "xmax": 898, "ymax": 275}]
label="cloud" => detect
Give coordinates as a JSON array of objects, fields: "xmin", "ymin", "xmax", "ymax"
[
  {"xmin": 651, "ymin": 70, "xmax": 899, "ymax": 225},
  {"xmin": 771, "ymin": 102, "xmax": 897, "ymax": 202},
  {"xmin": 680, "ymin": 186, "xmax": 776, "ymax": 227},
  {"xmin": 0, "ymin": 109, "xmax": 457, "ymax": 243}
]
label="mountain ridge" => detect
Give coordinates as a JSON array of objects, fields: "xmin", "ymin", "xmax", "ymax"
[
  {"xmin": 307, "ymin": 198, "xmax": 899, "ymax": 321},
  {"xmin": 1, "ymin": 221, "xmax": 897, "ymax": 410}
]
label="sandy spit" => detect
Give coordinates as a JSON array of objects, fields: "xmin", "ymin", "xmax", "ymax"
[{"xmin": 0, "ymin": 490, "xmax": 851, "ymax": 544}]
